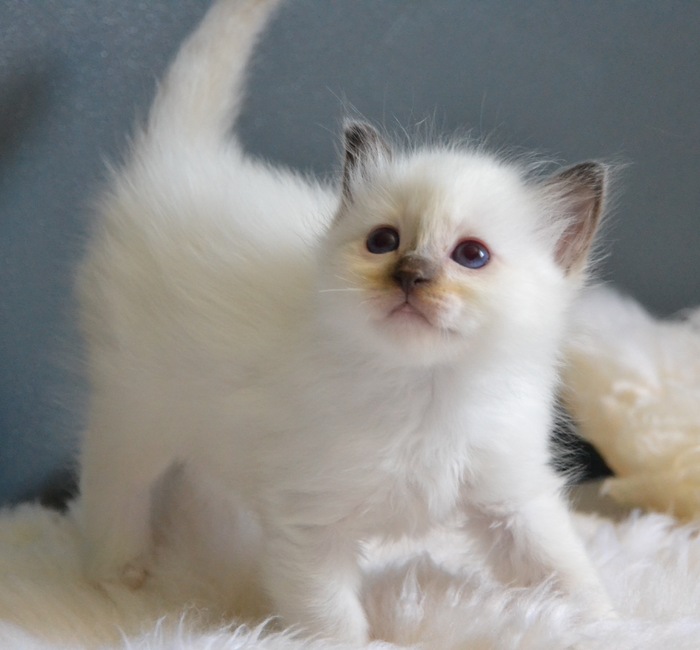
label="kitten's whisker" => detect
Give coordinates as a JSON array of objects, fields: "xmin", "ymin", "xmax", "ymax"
[
  {"xmin": 333, "ymin": 273, "xmax": 360, "ymax": 284},
  {"xmin": 318, "ymin": 288, "xmax": 363, "ymax": 293}
]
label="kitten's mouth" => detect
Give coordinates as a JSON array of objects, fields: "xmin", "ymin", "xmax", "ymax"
[{"xmin": 388, "ymin": 300, "xmax": 432, "ymax": 326}]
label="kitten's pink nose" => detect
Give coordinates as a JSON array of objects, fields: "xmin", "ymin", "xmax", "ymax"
[{"xmin": 392, "ymin": 255, "xmax": 437, "ymax": 294}]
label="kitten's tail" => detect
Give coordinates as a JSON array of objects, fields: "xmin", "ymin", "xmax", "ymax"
[{"xmin": 146, "ymin": 0, "xmax": 283, "ymax": 146}]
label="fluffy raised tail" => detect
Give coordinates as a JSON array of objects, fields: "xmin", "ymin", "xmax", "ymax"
[{"xmin": 146, "ymin": 0, "xmax": 283, "ymax": 146}]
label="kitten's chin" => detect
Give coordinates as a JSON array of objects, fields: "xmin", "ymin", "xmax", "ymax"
[
  {"xmin": 319, "ymin": 293, "xmax": 470, "ymax": 367},
  {"xmin": 368, "ymin": 301, "xmax": 466, "ymax": 366}
]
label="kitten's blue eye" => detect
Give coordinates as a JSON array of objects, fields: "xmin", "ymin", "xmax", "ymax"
[
  {"xmin": 366, "ymin": 226, "xmax": 400, "ymax": 254},
  {"xmin": 451, "ymin": 239, "xmax": 490, "ymax": 269}
]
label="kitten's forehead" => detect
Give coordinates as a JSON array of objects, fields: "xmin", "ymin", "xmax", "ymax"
[{"xmin": 382, "ymin": 151, "xmax": 539, "ymax": 249}]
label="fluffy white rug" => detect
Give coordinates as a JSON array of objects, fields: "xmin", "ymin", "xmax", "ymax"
[
  {"xmin": 564, "ymin": 286, "xmax": 700, "ymax": 520},
  {"xmin": 2, "ymin": 489, "xmax": 700, "ymax": 649}
]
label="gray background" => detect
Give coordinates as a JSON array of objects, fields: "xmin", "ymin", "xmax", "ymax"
[{"xmin": 1, "ymin": 0, "xmax": 698, "ymax": 505}]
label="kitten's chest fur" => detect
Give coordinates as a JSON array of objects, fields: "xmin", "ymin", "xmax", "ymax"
[{"xmin": 254, "ymin": 350, "xmax": 476, "ymax": 535}]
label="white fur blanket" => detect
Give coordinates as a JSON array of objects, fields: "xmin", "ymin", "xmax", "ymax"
[{"xmin": 2, "ymin": 491, "xmax": 700, "ymax": 649}]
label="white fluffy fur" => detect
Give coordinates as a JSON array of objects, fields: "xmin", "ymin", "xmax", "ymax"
[
  {"xmin": 564, "ymin": 286, "xmax": 700, "ymax": 519},
  {"xmin": 76, "ymin": 0, "xmax": 610, "ymax": 642},
  {"xmin": 1, "ymin": 499, "xmax": 700, "ymax": 649}
]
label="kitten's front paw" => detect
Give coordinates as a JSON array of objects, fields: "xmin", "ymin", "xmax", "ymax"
[
  {"xmin": 305, "ymin": 609, "xmax": 368, "ymax": 645},
  {"xmin": 267, "ymin": 575, "xmax": 369, "ymax": 644},
  {"xmin": 328, "ymin": 608, "xmax": 369, "ymax": 645}
]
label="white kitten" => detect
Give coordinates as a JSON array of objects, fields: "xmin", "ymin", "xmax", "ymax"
[{"xmin": 77, "ymin": 0, "xmax": 612, "ymax": 643}]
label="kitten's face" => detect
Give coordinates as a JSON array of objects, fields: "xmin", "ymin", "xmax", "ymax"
[{"xmin": 318, "ymin": 151, "xmax": 571, "ymax": 365}]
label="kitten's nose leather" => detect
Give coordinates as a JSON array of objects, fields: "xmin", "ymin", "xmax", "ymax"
[{"xmin": 392, "ymin": 255, "xmax": 436, "ymax": 294}]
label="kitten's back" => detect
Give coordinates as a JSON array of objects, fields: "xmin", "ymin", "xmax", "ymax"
[{"xmin": 78, "ymin": 0, "xmax": 337, "ymax": 366}]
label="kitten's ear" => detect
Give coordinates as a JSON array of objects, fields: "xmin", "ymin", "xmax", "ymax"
[
  {"xmin": 342, "ymin": 121, "xmax": 392, "ymax": 201},
  {"xmin": 546, "ymin": 162, "xmax": 606, "ymax": 275}
]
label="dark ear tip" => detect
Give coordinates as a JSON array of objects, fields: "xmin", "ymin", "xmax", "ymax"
[
  {"xmin": 343, "ymin": 121, "xmax": 381, "ymax": 147},
  {"xmin": 341, "ymin": 120, "xmax": 392, "ymax": 200},
  {"xmin": 559, "ymin": 161, "xmax": 607, "ymax": 193},
  {"xmin": 343, "ymin": 120, "xmax": 371, "ymax": 134}
]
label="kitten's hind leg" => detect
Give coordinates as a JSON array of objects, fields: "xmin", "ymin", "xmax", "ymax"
[
  {"xmin": 78, "ymin": 406, "xmax": 173, "ymax": 588},
  {"xmin": 260, "ymin": 522, "xmax": 369, "ymax": 644}
]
